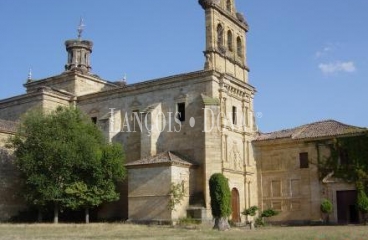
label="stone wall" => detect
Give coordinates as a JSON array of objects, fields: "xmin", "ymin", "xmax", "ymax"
[
  {"xmin": 254, "ymin": 138, "xmax": 356, "ymax": 224},
  {"xmin": 0, "ymin": 87, "xmax": 72, "ymax": 121},
  {"xmin": 254, "ymin": 139, "xmax": 321, "ymax": 223},
  {"xmin": 128, "ymin": 166, "xmax": 172, "ymax": 222},
  {"xmin": 24, "ymin": 72, "xmax": 116, "ymax": 97},
  {"xmin": 0, "ymin": 132, "xmax": 25, "ymax": 221}
]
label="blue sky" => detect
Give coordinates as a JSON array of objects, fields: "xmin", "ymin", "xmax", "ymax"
[{"xmin": 0, "ymin": 0, "xmax": 367, "ymax": 132}]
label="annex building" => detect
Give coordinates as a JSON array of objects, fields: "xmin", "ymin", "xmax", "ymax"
[{"xmin": 0, "ymin": 0, "xmax": 367, "ymax": 224}]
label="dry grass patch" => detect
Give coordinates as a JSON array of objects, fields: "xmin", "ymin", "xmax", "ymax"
[{"xmin": 0, "ymin": 223, "xmax": 367, "ymax": 240}]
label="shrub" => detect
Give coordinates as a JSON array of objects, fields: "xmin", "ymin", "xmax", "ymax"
[
  {"xmin": 320, "ymin": 199, "xmax": 333, "ymax": 214},
  {"xmin": 357, "ymin": 190, "xmax": 368, "ymax": 225},
  {"xmin": 260, "ymin": 208, "xmax": 279, "ymax": 218},
  {"xmin": 320, "ymin": 199, "xmax": 333, "ymax": 224},
  {"xmin": 242, "ymin": 206, "xmax": 259, "ymax": 217},
  {"xmin": 209, "ymin": 173, "xmax": 231, "ymax": 231},
  {"xmin": 254, "ymin": 217, "xmax": 265, "ymax": 227}
]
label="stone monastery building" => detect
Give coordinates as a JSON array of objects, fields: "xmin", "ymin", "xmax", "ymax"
[{"xmin": 0, "ymin": 0, "xmax": 367, "ymax": 224}]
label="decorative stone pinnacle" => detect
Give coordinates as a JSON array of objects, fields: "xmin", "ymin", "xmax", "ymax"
[
  {"xmin": 27, "ymin": 68, "xmax": 32, "ymax": 82},
  {"xmin": 77, "ymin": 18, "xmax": 85, "ymax": 40}
]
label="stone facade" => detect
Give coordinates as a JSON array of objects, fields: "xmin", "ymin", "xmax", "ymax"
[
  {"xmin": 254, "ymin": 120, "xmax": 367, "ymax": 224},
  {"xmin": 0, "ymin": 0, "xmax": 258, "ymax": 223},
  {"xmin": 0, "ymin": 0, "xmax": 366, "ymax": 225},
  {"xmin": 126, "ymin": 152, "xmax": 193, "ymax": 223}
]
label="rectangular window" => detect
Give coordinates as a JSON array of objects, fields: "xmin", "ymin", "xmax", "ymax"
[
  {"xmin": 232, "ymin": 106, "xmax": 237, "ymax": 125},
  {"xmin": 91, "ymin": 117, "xmax": 97, "ymax": 124},
  {"xmin": 271, "ymin": 180, "xmax": 281, "ymax": 197},
  {"xmin": 339, "ymin": 148, "xmax": 349, "ymax": 165},
  {"xmin": 177, "ymin": 102, "xmax": 185, "ymax": 122},
  {"xmin": 299, "ymin": 152, "xmax": 309, "ymax": 168}
]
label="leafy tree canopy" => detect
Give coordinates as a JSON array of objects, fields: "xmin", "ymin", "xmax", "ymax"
[{"xmin": 8, "ymin": 106, "xmax": 126, "ymax": 222}]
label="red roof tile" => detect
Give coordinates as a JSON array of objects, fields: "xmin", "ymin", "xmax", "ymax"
[{"xmin": 255, "ymin": 120, "xmax": 367, "ymax": 141}]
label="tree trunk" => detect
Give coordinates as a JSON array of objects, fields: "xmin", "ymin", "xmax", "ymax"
[
  {"xmin": 85, "ymin": 207, "xmax": 90, "ymax": 224},
  {"xmin": 37, "ymin": 208, "xmax": 43, "ymax": 222},
  {"xmin": 213, "ymin": 217, "xmax": 230, "ymax": 231},
  {"xmin": 325, "ymin": 213, "xmax": 330, "ymax": 225},
  {"xmin": 53, "ymin": 202, "xmax": 59, "ymax": 224}
]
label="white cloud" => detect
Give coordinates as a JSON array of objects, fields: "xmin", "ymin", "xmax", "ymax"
[
  {"xmin": 318, "ymin": 61, "xmax": 356, "ymax": 74},
  {"xmin": 315, "ymin": 47, "xmax": 332, "ymax": 58}
]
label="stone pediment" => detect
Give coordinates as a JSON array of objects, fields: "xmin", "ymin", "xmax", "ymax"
[{"xmin": 126, "ymin": 151, "xmax": 193, "ymax": 168}]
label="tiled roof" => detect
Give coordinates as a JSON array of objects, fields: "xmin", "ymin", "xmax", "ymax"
[
  {"xmin": 0, "ymin": 119, "xmax": 18, "ymax": 133},
  {"xmin": 255, "ymin": 120, "xmax": 367, "ymax": 141},
  {"xmin": 126, "ymin": 151, "xmax": 193, "ymax": 168}
]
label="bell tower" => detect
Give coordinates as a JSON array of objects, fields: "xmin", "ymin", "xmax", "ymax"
[
  {"xmin": 64, "ymin": 19, "xmax": 93, "ymax": 74},
  {"xmin": 199, "ymin": 0, "xmax": 249, "ymax": 82}
]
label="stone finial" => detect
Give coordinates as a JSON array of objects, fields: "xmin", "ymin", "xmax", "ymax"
[
  {"xmin": 77, "ymin": 18, "xmax": 85, "ymax": 40},
  {"xmin": 27, "ymin": 68, "xmax": 32, "ymax": 82}
]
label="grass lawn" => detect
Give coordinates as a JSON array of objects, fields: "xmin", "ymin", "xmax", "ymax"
[{"xmin": 0, "ymin": 223, "xmax": 367, "ymax": 240}]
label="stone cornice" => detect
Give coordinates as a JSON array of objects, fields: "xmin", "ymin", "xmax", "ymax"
[
  {"xmin": 0, "ymin": 129, "xmax": 16, "ymax": 135},
  {"xmin": 205, "ymin": 49, "xmax": 250, "ymax": 72},
  {"xmin": 77, "ymin": 70, "xmax": 214, "ymax": 102},
  {"xmin": 199, "ymin": 0, "xmax": 249, "ymax": 31},
  {"xmin": 0, "ymin": 87, "xmax": 73, "ymax": 109},
  {"xmin": 24, "ymin": 71, "xmax": 116, "ymax": 90},
  {"xmin": 126, "ymin": 161, "xmax": 194, "ymax": 169},
  {"xmin": 213, "ymin": 72, "xmax": 256, "ymax": 97}
]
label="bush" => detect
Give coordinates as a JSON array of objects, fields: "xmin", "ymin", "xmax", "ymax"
[
  {"xmin": 320, "ymin": 199, "xmax": 333, "ymax": 224},
  {"xmin": 254, "ymin": 217, "xmax": 265, "ymax": 227},
  {"xmin": 209, "ymin": 173, "xmax": 231, "ymax": 218},
  {"xmin": 320, "ymin": 199, "xmax": 333, "ymax": 214},
  {"xmin": 357, "ymin": 190, "xmax": 368, "ymax": 225},
  {"xmin": 209, "ymin": 173, "xmax": 231, "ymax": 231},
  {"xmin": 260, "ymin": 208, "xmax": 279, "ymax": 218},
  {"xmin": 242, "ymin": 206, "xmax": 259, "ymax": 217}
]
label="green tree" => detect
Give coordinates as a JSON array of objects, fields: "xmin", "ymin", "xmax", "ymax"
[
  {"xmin": 258, "ymin": 208, "xmax": 279, "ymax": 226},
  {"xmin": 253, "ymin": 208, "xmax": 279, "ymax": 227},
  {"xmin": 242, "ymin": 206, "xmax": 259, "ymax": 229},
  {"xmin": 8, "ymin": 106, "xmax": 126, "ymax": 223},
  {"xmin": 357, "ymin": 190, "xmax": 368, "ymax": 225},
  {"xmin": 320, "ymin": 199, "xmax": 333, "ymax": 224},
  {"xmin": 209, "ymin": 173, "xmax": 231, "ymax": 231}
]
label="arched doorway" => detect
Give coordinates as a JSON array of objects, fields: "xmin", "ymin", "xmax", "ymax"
[{"xmin": 231, "ymin": 188, "xmax": 240, "ymax": 222}]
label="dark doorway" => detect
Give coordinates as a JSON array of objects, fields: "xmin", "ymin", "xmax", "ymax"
[
  {"xmin": 231, "ymin": 188, "xmax": 240, "ymax": 222},
  {"xmin": 336, "ymin": 190, "xmax": 359, "ymax": 224}
]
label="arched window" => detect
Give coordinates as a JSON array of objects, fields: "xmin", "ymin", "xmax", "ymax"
[
  {"xmin": 217, "ymin": 24, "xmax": 224, "ymax": 47},
  {"xmin": 237, "ymin": 37, "xmax": 242, "ymax": 57},
  {"xmin": 227, "ymin": 30, "xmax": 233, "ymax": 52},
  {"xmin": 226, "ymin": 0, "xmax": 232, "ymax": 12}
]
